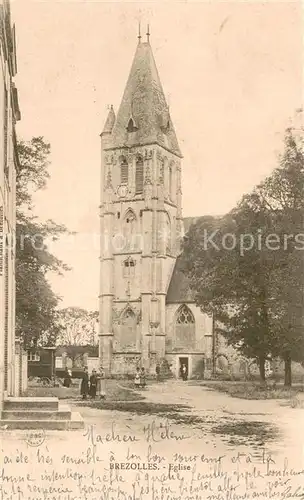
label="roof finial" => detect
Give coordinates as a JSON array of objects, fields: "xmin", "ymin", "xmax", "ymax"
[
  {"xmin": 138, "ymin": 22, "xmax": 142, "ymax": 42},
  {"xmin": 146, "ymin": 24, "xmax": 150, "ymax": 43}
]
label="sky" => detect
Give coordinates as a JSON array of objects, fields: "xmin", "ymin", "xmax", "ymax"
[{"xmin": 11, "ymin": 0, "xmax": 303, "ymax": 311}]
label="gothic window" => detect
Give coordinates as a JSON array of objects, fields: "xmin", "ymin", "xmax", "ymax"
[
  {"xmin": 123, "ymin": 256, "xmax": 135, "ymax": 277},
  {"xmin": 125, "ymin": 209, "xmax": 136, "ymax": 226},
  {"xmin": 135, "ymin": 156, "xmax": 144, "ymax": 194},
  {"xmin": 120, "ymin": 308, "xmax": 137, "ymax": 350},
  {"xmin": 120, "ymin": 156, "xmax": 128, "ymax": 185},
  {"xmin": 176, "ymin": 305, "xmax": 195, "ymax": 324},
  {"xmin": 123, "ymin": 209, "xmax": 138, "ymax": 250},
  {"xmin": 175, "ymin": 305, "xmax": 195, "ymax": 350}
]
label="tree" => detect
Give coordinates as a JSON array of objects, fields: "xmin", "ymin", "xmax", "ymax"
[
  {"xmin": 182, "ymin": 122, "xmax": 304, "ymax": 385},
  {"xmin": 16, "ymin": 137, "xmax": 70, "ymax": 348},
  {"xmin": 251, "ymin": 126, "xmax": 304, "ymax": 385},
  {"xmin": 56, "ymin": 307, "xmax": 99, "ymax": 346},
  {"xmin": 182, "ymin": 212, "xmax": 275, "ymax": 382}
]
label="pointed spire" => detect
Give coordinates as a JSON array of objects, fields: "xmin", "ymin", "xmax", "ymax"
[
  {"xmin": 101, "ymin": 105, "xmax": 115, "ymax": 135},
  {"xmin": 146, "ymin": 24, "xmax": 150, "ymax": 43},
  {"xmin": 138, "ymin": 22, "xmax": 142, "ymax": 43},
  {"xmin": 109, "ymin": 37, "xmax": 182, "ymax": 157}
]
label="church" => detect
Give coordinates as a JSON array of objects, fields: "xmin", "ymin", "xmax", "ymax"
[{"xmin": 98, "ymin": 28, "xmax": 222, "ymax": 379}]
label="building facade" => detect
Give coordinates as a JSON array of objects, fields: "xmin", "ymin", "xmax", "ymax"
[
  {"xmin": 98, "ymin": 31, "xmax": 217, "ymax": 379},
  {"xmin": 0, "ymin": 0, "xmax": 21, "ymax": 409}
]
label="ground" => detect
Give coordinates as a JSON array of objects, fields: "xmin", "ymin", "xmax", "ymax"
[{"xmin": 1, "ymin": 380, "xmax": 304, "ymax": 500}]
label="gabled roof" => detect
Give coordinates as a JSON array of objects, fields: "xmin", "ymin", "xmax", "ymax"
[
  {"xmin": 109, "ymin": 40, "xmax": 182, "ymax": 157},
  {"xmin": 166, "ymin": 254, "xmax": 195, "ymax": 304},
  {"xmin": 166, "ymin": 215, "xmax": 223, "ymax": 304}
]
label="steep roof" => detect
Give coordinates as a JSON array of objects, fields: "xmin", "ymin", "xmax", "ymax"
[
  {"xmin": 166, "ymin": 216, "xmax": 199, "ymax": 304},
  {"xmin": 166, "ymin": 254, "xmax": 195, "ymax": 304},
  {"xmin": 109, "ymin": 40, "xmax": 182, "ymax": 157},
  {"xmin": 166, "ymin": 215, "xmax": 223, "ymax": 304}
]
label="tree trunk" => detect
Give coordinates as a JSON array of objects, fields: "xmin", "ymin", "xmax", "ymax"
[
  {"xmin": 284, "ymin": 354, "xmax": 292, "ymax": 387},
  {"xmin": 258, "ymin": 356, "xmax": 266, "ymax": 383}
]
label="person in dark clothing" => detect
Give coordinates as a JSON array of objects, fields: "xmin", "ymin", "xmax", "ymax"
[
  {"xmin": 155, "ymin": 364, "xmax": 160, "ymax": 382},
  {"xmin": 181, "ymin": 363, "xmax": 188, "ymax": 381},
  {"xmin": 63, "ymin": 367, "xmax": 72, "ymax": 388},
  {"xmin": 140, "ymin": 367, "xmax": 146, "ymax": 389},
  {"xmin": 80, "ymin": 367, "xmax": 89, "ymax": 399},
  {"xmin": 89, "ymin": 369, "xmax": 98, "ymax": 399}
]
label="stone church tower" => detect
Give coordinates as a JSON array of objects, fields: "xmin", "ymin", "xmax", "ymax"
[{"xmin": 99, "ymin": 29, "xmax": 184, "ymax": 375}]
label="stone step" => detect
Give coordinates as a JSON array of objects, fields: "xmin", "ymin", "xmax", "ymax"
[
  {"xmin": 69, "ymin": 412, "xmax": 85, "ymax": 430},
  {"xmin": 4, "ymin": 397, "xmax": 59, "ymax": 411},
  {"xmin": 2, "ymin": 404, "xmax": 71, "ymax": 421},
  {"xmin": 1, "ymin": 412, "xmax": 84, "ymax": 431}
]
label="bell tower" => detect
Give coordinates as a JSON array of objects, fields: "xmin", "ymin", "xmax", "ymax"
[{"xmin": 99, "ymin": 28, "xmax": 183, "ymax": 375}]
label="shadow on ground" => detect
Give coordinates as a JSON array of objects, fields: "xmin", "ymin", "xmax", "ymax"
[
  {"xmin": 212, "ymin": 420, "xmax": 280, "ymax": 447},
  {"xmin": 79, "ymin": 400, "xmax": 280, "ymax": 448}
]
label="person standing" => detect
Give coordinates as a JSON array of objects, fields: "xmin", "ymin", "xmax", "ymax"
[
  {"xmin": 155, "ymin": 364, "xmax": 160, "ymax": 382},
  {"xmin": 181, "ymin": 363, "xmax": 188, "ymax": 381},
  {"xmin": 63, "ymin": 367, "xmax": 72, "ymax": 388},
  {"xmin": 140, "ymin": 367, "xmax": 146, "ymax": 389},
  {"xmin": 89, "ymin": 369, "xmax": 98, "ymax": 399},
  {"xmin": 80, "ymin": 367, "xmax": 89, "ymax": 399},
  {"xmin": 134, "ymin": 367, "xmax": 141, "ymax": 389},
  {"xmin": 97, "ymin": 367, "xmax": 106, "ymax": 399}
]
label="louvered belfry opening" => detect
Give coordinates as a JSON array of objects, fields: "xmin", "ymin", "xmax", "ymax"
[
  {"xmin": 135, "ymin": 156, "xmax": 144, "ymax": 194},
  {"xmin": 120, "ymin": 156, "xmax": 128, "ymax": 185}
]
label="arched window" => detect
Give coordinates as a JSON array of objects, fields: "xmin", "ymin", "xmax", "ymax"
[
  {"xmin": 135, "ymin": 156, "xmax": 144, "ymax": 194},
  {"xmin": 120, "ymin": 307, "xmax": 137, "ymax": 350},
  {"xmin": 123, "ymin": 256, "xmax": 136, "ymax": 277},
  {"xmin": 120, "ymin": 156, "xmax": 128, "ymax": 185},
  {"xmin": 176, "ymin": 305, "xmax": 195, "ymax": 325},
  {"xmin": 175, "ymin": 305, "xmax": 195, "ymax": 350},
  {"xmin": 123, "ymin": 209, "xmax": 138, "ymax": 250}
]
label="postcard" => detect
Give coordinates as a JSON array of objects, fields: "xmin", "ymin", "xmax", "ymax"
[{"xmin": 0, "ymin": 0, "xmax": 303, "ymax": 499}]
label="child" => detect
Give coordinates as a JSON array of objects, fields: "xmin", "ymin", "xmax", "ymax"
[{"xmin": 134, "ymin": 367, "xmax": 141, "ymax": 389}]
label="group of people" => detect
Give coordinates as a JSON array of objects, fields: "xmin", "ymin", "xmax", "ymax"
[
  {"xmin": 134, "ymin": 366, "xmax": 146, "ymax": 389},
  {"xmin": 64, "ymin": 362, "xmax": 188, "ymax": 398},
  {"xmin": 80, "ymin": 367, "xmax": 106, "ymax": 400}
]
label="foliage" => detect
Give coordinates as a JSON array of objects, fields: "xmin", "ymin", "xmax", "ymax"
[
  {"xmin": 182, "ymin": 121, "xmax": 304, "ymax": 384},
  {"xmin": 55, "ymin": 307, "xmax": 99, "ymax": 346},
  {"xmin": 16, "ymin": 137, "xmax": 70, "ymax": 347}
]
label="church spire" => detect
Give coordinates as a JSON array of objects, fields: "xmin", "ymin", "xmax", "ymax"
[{"xmin": 109, "ymin": 37, "xmax": 182, "ymax": 157}]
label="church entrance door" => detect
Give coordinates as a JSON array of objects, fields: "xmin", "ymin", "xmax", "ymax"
[{"xmin": 179, "ymin": 357, "xmax": 189, "ymax": 380}]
